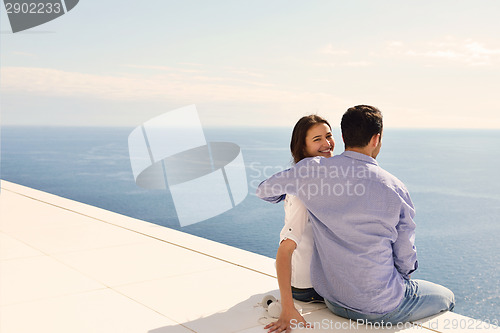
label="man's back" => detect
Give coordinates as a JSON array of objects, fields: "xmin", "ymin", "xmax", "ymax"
[
  {"xmin": 258, "ymin": 105, "xmax": 453, "ymax": 323},
  {"xmin": 258, "ymin": 150, "xmax": 418, "ymax": 315}
]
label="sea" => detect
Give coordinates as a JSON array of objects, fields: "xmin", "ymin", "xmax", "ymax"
[{"xmin": 1, "ymin": 126, "xmax": 499, "ymax": 322}]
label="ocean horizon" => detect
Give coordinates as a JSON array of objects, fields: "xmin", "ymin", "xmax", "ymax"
[{"xmin": 1, "ymin": 125, "xmax": 499, "ymax": 322}]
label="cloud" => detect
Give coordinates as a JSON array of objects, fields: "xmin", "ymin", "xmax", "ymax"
[
  {"xmin": 1, "ymin": 66, "xmax": 271, "ymax": 101},
  {"xmin": 315, "ymin": 43, "xmax": 371, "ymax": 67},
  {"xmin": 0, "ymin": 66, "xmax": 349, "ymax": 121},
  {"xmin": 227, "ymin": 68, "xmax": 265, "ymax": 78},
  {"xmin": 392, "ymin": 38, "xmax": 500, "ymax": 66},
  {"xmin": 343, "ymin": 61, "xmax": 371, "ymax": 67},
  {"xmin": 11, "ymin": 51, "xmax": 38, "ymax": 58},
  {"xmin": 123, "ymin": 64, "xmax": 205, "ymax": 74},
  {"xmin": 312, "ymin": 61, "xmax": 371, "ymax": 68},
  {"xmin": 319, "ymin": 43, "xmax": 349, "ymax": 55},
  {"xmin": 386, "ymin": 41, "xmax": 404, "ymax": 48}
]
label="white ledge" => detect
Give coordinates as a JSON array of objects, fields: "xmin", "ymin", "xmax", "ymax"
[{"xmin": 0, "ymin": 180, "xmax": 496, "ymax": 332}]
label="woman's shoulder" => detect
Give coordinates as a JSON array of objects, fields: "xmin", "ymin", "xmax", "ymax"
[
  {"xmin": 285, "ymin": 194, "xmax": 303, "ymax": 205},
  {"xmin": 284, "ymin": 194, "xmax": 307, "ymax": 215}
]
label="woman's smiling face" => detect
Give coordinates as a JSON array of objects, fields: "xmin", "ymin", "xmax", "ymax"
[{"xmin": 304, "ymin": 123, "xmax": 334, "ymax": 158}]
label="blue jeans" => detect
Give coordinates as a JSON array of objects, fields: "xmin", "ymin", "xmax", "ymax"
[
  {"xmin": 292, "ymin": 287, "xmax": 324, "ymax": 302},
  {"xmin": 325, "ymin": 279, "xmax": 455, "ymax": 324}
]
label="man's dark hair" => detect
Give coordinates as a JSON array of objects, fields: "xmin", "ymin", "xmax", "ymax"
[{"xmin": 341, "ymin": 105, "xmax": 383, "ymax": 148}]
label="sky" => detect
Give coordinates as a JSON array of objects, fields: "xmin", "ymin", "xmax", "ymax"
[{"xmin": 1, "ymin": 0, "xmax": 500, "ymax": 128}]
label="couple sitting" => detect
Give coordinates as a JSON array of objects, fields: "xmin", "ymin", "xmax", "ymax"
[{"xmin": 257, "ymin": 105, "xmax": 455, "ymax": 332}]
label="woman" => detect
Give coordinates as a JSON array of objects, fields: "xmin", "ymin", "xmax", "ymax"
[{"xmin": 265, "ymin": 115, "xmax": 334, "ymax": 333}]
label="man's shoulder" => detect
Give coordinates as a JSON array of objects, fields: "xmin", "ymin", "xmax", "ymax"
[{"xmin": 371, "ymin": 165, "xmax": 410, "ymax": 195}]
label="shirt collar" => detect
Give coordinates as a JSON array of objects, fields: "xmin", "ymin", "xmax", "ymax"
[{"xmin": 341, "ymin": 150, "xmax": 379, "ymax": 166}]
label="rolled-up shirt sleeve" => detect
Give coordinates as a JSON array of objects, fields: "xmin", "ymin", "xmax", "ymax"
[
  {"xmin": 256, "ymin": 178, "xmax": 287, "ymax": 203},
  {"xmin": 256, "ymin": 168, "xmax": 300, "ymax": 203},
  {"xmin": 280, "ymin": 195, "xmax": 308, "ymax": 245},
  {"xmin": 392, "ymin": 191, "xmax": 418, "ymax": 279},
  {"xmin": 256, "ymin": 157, "xmax": 320, "ymax": 203}
]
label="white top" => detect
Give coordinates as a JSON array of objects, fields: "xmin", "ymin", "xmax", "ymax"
[{"xmin": 280, "ymin": 194, "xmax": 314, "ymax": 288}]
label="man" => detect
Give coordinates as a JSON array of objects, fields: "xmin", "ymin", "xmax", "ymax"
[{"xmin": 257, "ymin": 105, "xmax": 454, "ymax": 324}]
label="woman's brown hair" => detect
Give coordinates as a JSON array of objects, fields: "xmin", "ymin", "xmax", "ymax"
[{"xmin": 290, "ymin": 115, "xmax": 332, "ymax": 164}]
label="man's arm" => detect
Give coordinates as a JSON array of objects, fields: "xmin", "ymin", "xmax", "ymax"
[
  {"xmin": 256, "ymin": 166, "xmax": 302, "ymax": 203},
  {"xmin": 392, "ymin": 195, "xmax": 418, "ymax": 279},
  {"xmin": 256, "ymin": 180, "xmax": 287, "ymax": 203}
]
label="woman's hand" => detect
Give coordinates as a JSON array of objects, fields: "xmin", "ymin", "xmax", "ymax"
[{"xmin": 264, "ymin": 307, "xmax": 311, "ymax": 333}]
